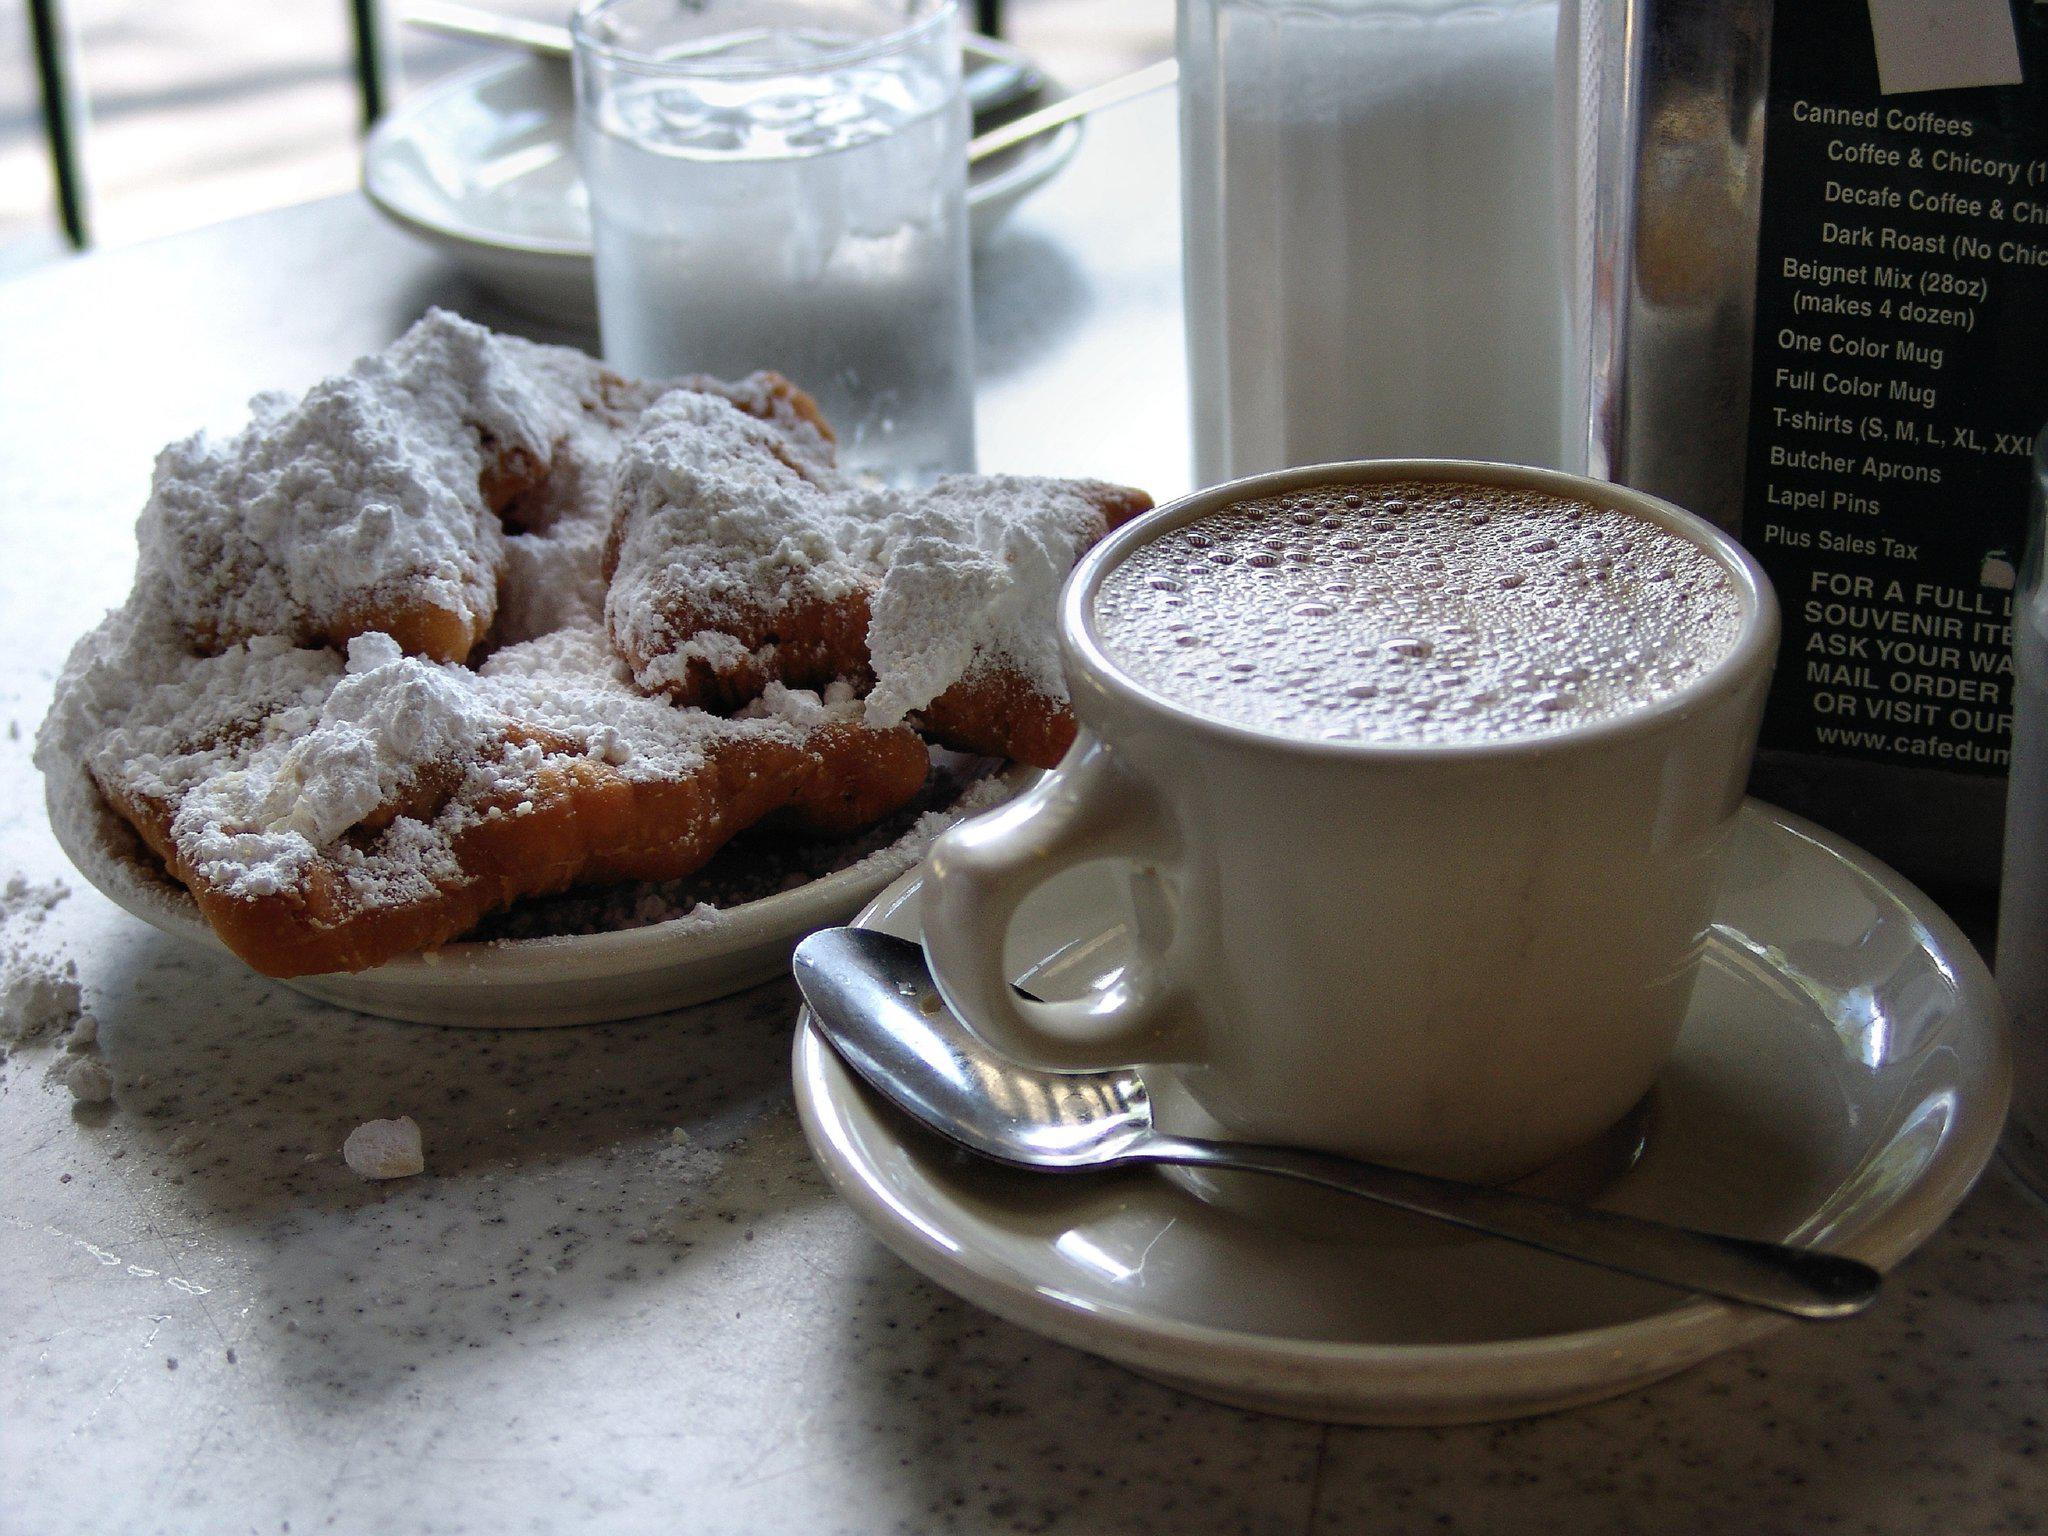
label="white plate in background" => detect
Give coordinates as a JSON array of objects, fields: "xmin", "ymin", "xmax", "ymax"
[{"xmin": 363, "ymin": 41, "xmax": 1082, "ymax": 325}]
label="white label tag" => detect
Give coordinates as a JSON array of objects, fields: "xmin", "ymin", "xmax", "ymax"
[{"xmin": 1866, "ymin": 0, "xmax": 2023, "ymax": 96}]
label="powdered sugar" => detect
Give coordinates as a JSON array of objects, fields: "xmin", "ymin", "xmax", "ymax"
[
  {"xmin": 604, "ymin": 390, "xmax": 857, "ymax": 688},
  {"xmin": 0, "ymin": 877, "xmax": 78, "ymax": 1060},
  {"xmin": 62, "ymin": 1057, "xmax": 114, "ymax": 1104},
  {"xmin": 79, "ymin": 637, "xmax": 353, "ymax": 899},
  {"xmin": 36, "ymin": 308, "xmax": 663, "ymax": 818},
  {"xmin": 37, "ymin": 317, "xmax": 858, "ymax": 921},
  {"xmin": 343, "ymin": 1116, "xmax": 425, "ymax": 1179},
  {"xmin": 492, "ymin": 373, "xmax": 672, "ymax": 646},
  {"xmin": 861, "ymin": 475, "xmax": 1120, "ymax": 721},
  {"xmin": 1, "ymin": 876, "xmax": 69, "ymax": 931},
  {"xmin": 740, "ymin": 679, "xmax": 864, "ymax": 730},
  {"xmin": 2, "ymin": 956, "xmax": 81, "ymax": 1055},
  {"xmin": 45, "ymin": 613, "xmax": 949, "ymax": 949},
  {"xmin": 476, "ymin": 623, "xmax": 834, "ymax": 780},
  {"xmin": 78, "ymin": 618, "xmax": 860, "ymax": 909},
  {"xmin": 225, "ymin": 634, "xmax": 496, "ymax": 852},
  {"xmin": 139, "ymin": 310, "xmax": 596, "ymax": 657},
  {"xmin": 606, "ymin": 390, "xmax": 1129, "ymax": 721}
]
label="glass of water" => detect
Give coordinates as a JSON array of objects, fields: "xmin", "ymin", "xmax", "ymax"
[{"xmin": 572, "ymin": 0, "xmax": 975, "ymax": 482}]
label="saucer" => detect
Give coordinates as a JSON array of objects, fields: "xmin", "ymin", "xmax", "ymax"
[
  {"xmin": 792, "ymin": 800, "xmax": 2010, "ymax": 1423},
  {"xmin": 362, "ymin": 41, "xmax": 1083, "ymax": 325},
  {"xmin": 47, "ymin": 757, "xmax": 1031, "ymax": 1028}
]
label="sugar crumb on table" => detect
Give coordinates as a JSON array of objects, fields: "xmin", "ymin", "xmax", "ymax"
[
  {"xmin": 343, "ymin": 1116, "xmax": 426, "ymax": 1180},
  {"xmin": 62, "ymin": 1058, "xmax": 114, "ymax": 1104}
]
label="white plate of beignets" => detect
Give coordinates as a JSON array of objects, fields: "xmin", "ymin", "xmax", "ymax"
[{"xmin": 39, "ymin": 311, "xmax": 1144, "ymax": 1024}]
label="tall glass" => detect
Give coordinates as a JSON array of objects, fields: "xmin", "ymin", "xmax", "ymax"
[
  {"xmin": 1998, "ymin": 431, "xmax": 2048, "ymax": 1202},
  {"xmin": 572, "ymin": 0, "xmax": 975, "ymax": 482},
  {"xmin": 1178, "ymin": 0, "xmax": 1570, "ymax": 487}
]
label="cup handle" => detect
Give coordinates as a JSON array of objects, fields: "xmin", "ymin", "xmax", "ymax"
[{"xmin": 922, "ymin": 733, "xmax": 1187, "ymax": 1070}]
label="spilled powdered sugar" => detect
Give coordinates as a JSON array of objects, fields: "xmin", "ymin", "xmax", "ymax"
[
  {"xmin": 1, "ymin": 875, "xmax": 70, "ymax": 930},
  {"xmin": 63, "ymin": 1058, "xmax": 114, "ymax": 1104},
  {"xmin": 606, "ymin": 389, "xmax": 1124, "ymax": 721},
  {"xmin": 2, "ymin": 958, "xmax": 80, "ymax": 1056},
  {"xmin": 343, "ymin": 1116, "xmax": 425, "ymax": 1180},
  {"xmin": 0, "ymin": 877, "xmax": 77, "ymax": 1061}
]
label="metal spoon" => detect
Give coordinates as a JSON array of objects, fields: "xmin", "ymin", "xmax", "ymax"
[
  {"xmin": 791, "ymin": 927, "xmax": 1882, "ymax": 1321},
  {"xmin": 967, "ymin": 59, "xmax": 1177, "ymax": 164}
]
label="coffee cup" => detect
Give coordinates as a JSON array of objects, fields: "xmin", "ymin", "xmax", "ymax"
[{"xmin": 921, "ymin": 461, "xmax": 1778, "ymax": 1183}]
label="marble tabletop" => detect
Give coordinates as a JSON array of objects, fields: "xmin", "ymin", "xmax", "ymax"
[{"xmin": 1, "ymin": 90, "xmax": 2043, "ymax": 1536}]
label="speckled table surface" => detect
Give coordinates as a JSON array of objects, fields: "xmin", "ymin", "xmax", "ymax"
[{"xmin": 1, "ymin": 92, "xmax": 2044, "ymax": 1536}]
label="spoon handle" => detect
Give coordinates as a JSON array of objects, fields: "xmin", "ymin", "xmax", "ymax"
[
  {"xmin": 401, "ymin": 1, "xmax": 574, "ymax": 57},
  {"xmin": 969, "ymin": 59, "xmax": 1179, "ymax": 164},
  {"xmin": 1132, "ymin": 1135, "xmax": 1879, "ymax": 1320}
]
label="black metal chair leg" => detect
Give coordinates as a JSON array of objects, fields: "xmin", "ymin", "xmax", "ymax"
[
  {"xmin": 26, "ymin": 0, "xmax": 89, "ymax": 247},
  {"xmin": 348, "ymin": 0, "xmax": 390, "ymax": 127},
  {"xmin": 976, "ymin": 0, "xmax": 1003, "ymax": 39}
]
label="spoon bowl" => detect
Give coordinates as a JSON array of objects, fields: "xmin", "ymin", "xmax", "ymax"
[{"xmin": 791, "ymin": 924, "xmax": 1154, "ymax": 1168}]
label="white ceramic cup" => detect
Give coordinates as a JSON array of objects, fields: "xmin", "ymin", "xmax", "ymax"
[{"xmin": 921, "ymin": 461, "xmax": 1780, "ymax": 1183}]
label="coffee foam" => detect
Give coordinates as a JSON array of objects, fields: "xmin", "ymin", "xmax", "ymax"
[{"xmin": 1092, "ymin": 481, "xmax": 1744, "ymax": 746}]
